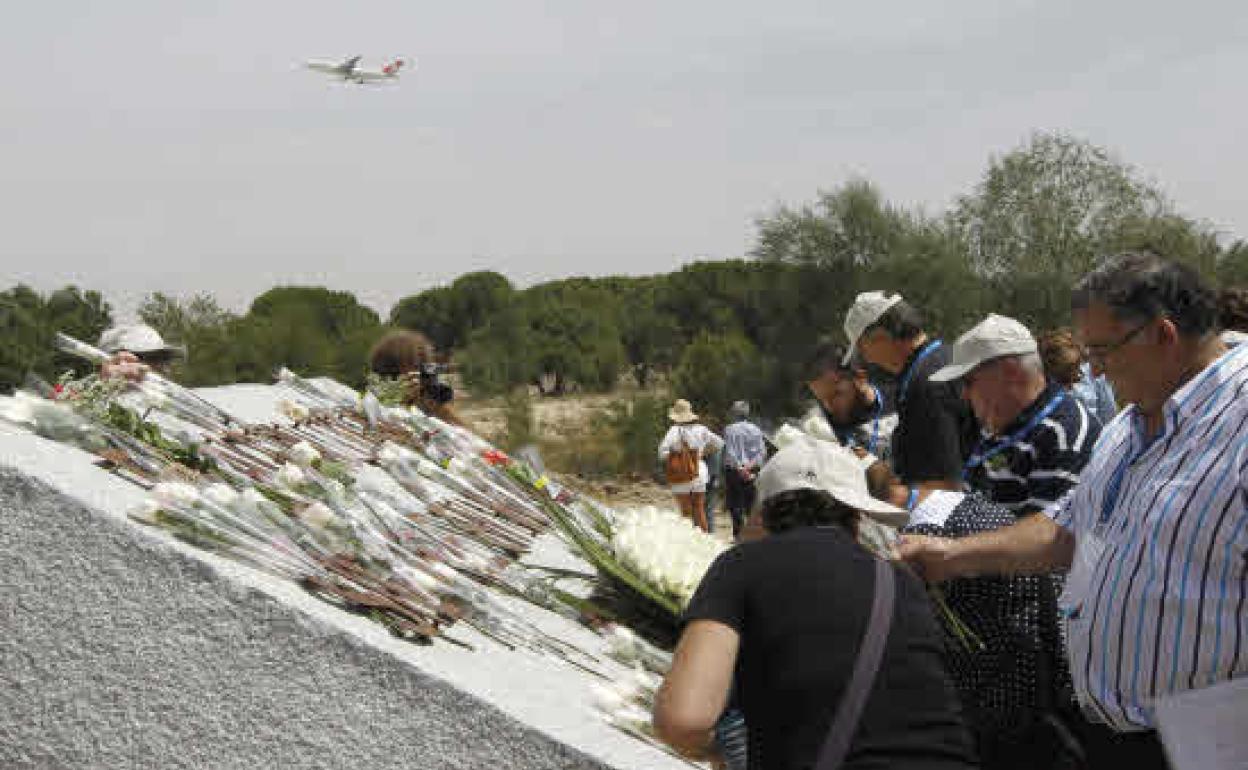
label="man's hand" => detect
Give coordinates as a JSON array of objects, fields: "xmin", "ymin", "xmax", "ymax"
[
  {"xmin": 853, "ymin": 370, "xmax": 877, "ymax": 406},
  {"xmin": 100, "ymin": 352, "xmax": 149, "ymax": 383},
  {"xmin": 894, "ymin": 533, "xmax": 961, "ymax": 584}
]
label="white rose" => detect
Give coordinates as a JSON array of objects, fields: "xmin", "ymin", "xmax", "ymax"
[
  {"xmin": 202, "ymin": 483, "xmax": 240, "ymax": 508},
  {"xmin": 276, "ymin": 462, "xmax": 306, "ymax": 489},
  {"xmin": 278, "ymin": 400, "xmax": 311, "ymax": 423},
  {"xmin": 297, "ymin": 501, "xmax": 337, "ymax": 530},
  {"xmin": 322, "ymin": 478, "xmax": 347, "ymax": 504},
  {"xmin": 0, "ymin": 393, "xmax": 36, "ymax": 426},
  {"xmin": 138, "ymin": 384, "xmax": 170, "ymax": 412},
  {"xmin": 130, "ymin": 498, "xmax": 162, "ymax": 523},
  {"xmin": 287, "ymin": 440, "xmax": 320, "ymax": 468},
  {"xmin": 376, "ymin": 442, "xmax": 405, "ymax": 467},
  {"xmin": 152, "ymin": 482, "xmax": 201, "ymax": 509}
]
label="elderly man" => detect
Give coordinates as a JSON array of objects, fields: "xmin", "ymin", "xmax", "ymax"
[
  {"xmin": 931, "ymin": 314, "xmax": 1101, "ymax": 519},
  {"xmin": 721, "ymin": 400, "xmax": 767, "ymax": 539},
  {"xmin": 899, "ymin": 253, "xmax": 1246, "ymax": 768},
  {"xmin": 842, "ymin": 292, "xmax": 977, "ymax": 492}
]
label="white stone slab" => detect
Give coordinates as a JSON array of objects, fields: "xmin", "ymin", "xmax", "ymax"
[{"xmin": 0, "ymin": 384, "xmax": 689, "ymax": 770}]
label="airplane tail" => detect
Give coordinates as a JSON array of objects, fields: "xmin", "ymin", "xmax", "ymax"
[{"xmin": 382, "ymin": 58, "xmax": 406, "ymax": 76}]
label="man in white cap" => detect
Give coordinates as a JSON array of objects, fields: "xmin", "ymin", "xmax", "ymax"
[
  {"xmin": 930, "ymin": 313, "xmax": 1101, "ymax": 519},
  {"xmin": 654, "ymin": 440, "xmax": 976, "ymax": 769},
  {"xmin": 842, "ymin": 291, "xmax": 976, "ymax": 493},
  {"xmin": 97, "ymin": 324, "xmax": 185, "ymax": 382}
]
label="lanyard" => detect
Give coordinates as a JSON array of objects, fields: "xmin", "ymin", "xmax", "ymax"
[
  {"xmin": 962, "ymin": 391, "xmax": 1067, "ymax": 480},
  {"xmin": 866, "ymin": 384, "xmax": 883, "ymax": 455},
  {"xmin": 897, "ymin": 340, "xmax": 943, "ymax": 407}
]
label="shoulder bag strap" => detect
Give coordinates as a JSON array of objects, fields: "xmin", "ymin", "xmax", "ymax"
[{"xmin": 814, "ymin": 558, "xmax": 896, "ymax": 770}]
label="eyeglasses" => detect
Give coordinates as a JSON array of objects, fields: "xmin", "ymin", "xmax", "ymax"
[{"xmin": 1083, "ymin": 320, "xmax": 1153, "ymax": 364}]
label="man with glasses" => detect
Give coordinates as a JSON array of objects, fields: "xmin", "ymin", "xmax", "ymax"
[
  {"xmin": 842, "ymin": 292, "xmax": 977, "ymax": 492},
  {"xmin": 899, "ymin": 253, "xmax": 1246, "ymax": 768}
]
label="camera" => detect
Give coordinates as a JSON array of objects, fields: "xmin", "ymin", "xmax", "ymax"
[{"xmin": 416, "ymin": 362, "xmax": 455, "ymax": 405}]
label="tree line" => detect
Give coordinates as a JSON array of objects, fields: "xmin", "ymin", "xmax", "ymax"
[{"xmin": 5, "ymin": 132, "xmax": 1247, "ymax": 423}]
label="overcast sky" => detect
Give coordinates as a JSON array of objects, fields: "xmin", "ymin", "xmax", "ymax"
[{"xmin": 3, "ymin": 1, "xmax": 1246, "ymax": 319}]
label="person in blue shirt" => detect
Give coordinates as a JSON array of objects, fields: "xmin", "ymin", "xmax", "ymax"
[{"xmin": 720, "ymin": 400, "xmax": 767, "ymax": 538}]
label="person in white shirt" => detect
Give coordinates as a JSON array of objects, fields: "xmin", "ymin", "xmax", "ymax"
[{"xmin": 658, "ymin": 399, "xmax": 724, "ymax": 532}]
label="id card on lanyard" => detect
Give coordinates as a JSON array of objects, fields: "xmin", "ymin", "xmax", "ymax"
[{"xmin": 961, "ymin": 391, "xmax": 1067, "ymax": 482}]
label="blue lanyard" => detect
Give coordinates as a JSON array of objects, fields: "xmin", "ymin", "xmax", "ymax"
[
  {"xmin": 962, "ymin": 391, "xmax": 1067, "ymax": 480},
  {"xmin": 897, "ymin": 340, "xmax": 943, "ymax": 407},
  {"xmin": 867, "ymin": 384, "xmax": 883, "ymax": 455}
]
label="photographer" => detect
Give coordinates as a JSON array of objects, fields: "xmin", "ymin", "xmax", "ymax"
[{"xmin": 368, "ymin": 330, "xmax": 466, "ymax": 427}]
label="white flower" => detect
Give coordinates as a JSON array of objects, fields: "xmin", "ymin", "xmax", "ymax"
[
  {"xmin": 415, "ymin": 457, "xmax": 442, "ymax": 479},
  {"xmin": 152, "ymin": 482, "xmax": 201, "ymax": 509},
  {"xmin": 322, "ymin": 478, "xmax": 347, "ymax": 504},
  {"xmin": 376, "ymin": 441, "xmax": 408, "ymax": 468},
  {"xmin": 129, "ymin": 498, "xmax": 162, "ymax": 523},
  {"xmin": 610, "ymin": 506, "xmax": 726, "ymax": 607},
  {"xmin": 591, "ymin": 683, "xmax": 629, "ymax": 712},
  {"xmin": 0, "ymin": 393, "xmax": 36, "ymax": 426},
  {"xmin": 137, "ymin": 384, "xmax": 170, "ymax": 412},
  {"xmin": 276, "ymin": 462, "xmax": 306, "ymax": 489},
  {"xmin": 278, "ymin": 399, "xmax": 311, "ymax": 422},
  {"xmin": 202, "ymin": 483, "xmax": 240, "ymax": 508},
  {"xmin": 297, "ymin": 501, "xmax": 337, "ymax": 530},
  {"xmin": 287, "ymin": 440, "xmax": 321, "ymax": 468}
]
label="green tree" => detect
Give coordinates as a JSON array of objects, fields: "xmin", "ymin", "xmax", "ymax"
[
  {"xmin": 1218, "ymin": 240, "xmax": 1248, "ymax": 287},
  {"xmin": 753, "ymin": 179, "xmax": 913, "ymax": 269},
  {"xmin": 390, "ymin": 271, "xmax": 514, "ymax": 353},
  {"xmin": 389, "ymin": 286, "xmax": 457, "ymax": 351},
  {"xmin": 671, "ymin": 332, "xmax": 762, "ymax": 429},
  {"xmin": 0, "ymin": 285, "xmax": 113, "ymax": 392}
]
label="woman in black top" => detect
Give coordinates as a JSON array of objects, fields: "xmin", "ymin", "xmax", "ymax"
[{"xmin": 654, "ymin": 441, "xmax": 977, "ymax": 770}]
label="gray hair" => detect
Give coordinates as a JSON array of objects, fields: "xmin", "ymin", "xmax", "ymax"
[
  {"xmin": 1016, "ymin": 351, "xmax": 1045, "ymax": 377},
  {"xmin": 730, "ymin": 400, "xmax": 750, "ymax": 419},
  {"xmin": 1072, "ymin": 252, "xmax": 1218, "ymax": 337}
]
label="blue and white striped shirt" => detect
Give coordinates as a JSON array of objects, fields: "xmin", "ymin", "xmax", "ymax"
[{"xmin": 1046, "ymin": 342, "xmax": 1248, "ymax": 730}]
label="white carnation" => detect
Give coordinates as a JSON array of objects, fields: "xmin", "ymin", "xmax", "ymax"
[
  {"xmin": 152, "ymin": 482, "xmax": 201, "ymax": 509},
  {"xmin": 297, "ymin": 501, "xmax": 337, "ymax": 530},
  {"xmin": 276, "ymin": 462, "xmax": 306, "ymax": 489},
  {"xmin": 287, "ymin": 440, "xmax": 320, "ymax": 468},
  {"xmin": 202, "ymin": 483, "xmax": 240, "ymax": 508}
]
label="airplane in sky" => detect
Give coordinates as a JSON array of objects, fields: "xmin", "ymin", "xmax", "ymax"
[{"xmin": 305, "ymin": 55, "xmax": 410, "ymax": 84}]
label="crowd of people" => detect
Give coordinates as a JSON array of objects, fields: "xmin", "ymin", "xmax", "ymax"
[
  {"xmin": 654, "ymin": 253, "xmax": 1248, "ymax": 770},
  {"xmin": 88, "ymin": 255, "xmax": 1246, "ymax": 769}
]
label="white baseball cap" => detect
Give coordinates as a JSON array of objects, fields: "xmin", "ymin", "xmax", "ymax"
[
  {"xmin": 756, "ymin": 439, "xmax": 907, "ymax": 527},
  {"xmin": 842, "ymin": 291, "xmax": 903, "ymax": 365},
  {"xmin": 929, "ymin": 314, "xmax": 1037, "ymax": 383},
  {"xmin": 98, "ymin": 324, "xmax": 185, "ymax": 358}
]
